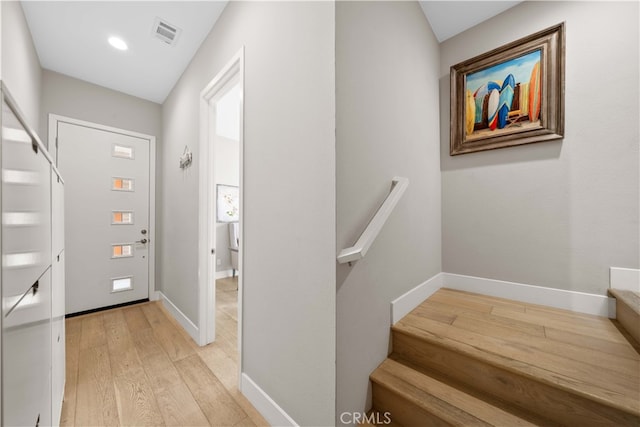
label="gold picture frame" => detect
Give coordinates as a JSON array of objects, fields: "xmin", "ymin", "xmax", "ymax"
[{"xmin": 450, "ymin": 23, "xmax": 565, "ymax": 155}]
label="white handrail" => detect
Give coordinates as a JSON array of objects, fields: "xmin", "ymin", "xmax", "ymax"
[{"xmin": 337, "ymin": 176, "xmax": 409, "ymax": 265}]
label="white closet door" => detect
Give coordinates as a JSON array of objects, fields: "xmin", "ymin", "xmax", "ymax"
[
  {"xmin": 1, "ymin": 101, "xmax": 51, "ymax": 311},
  {"xmin": 51, "ymin": 250, "xmax": 65, "ymax": 424},
  {"xmin": 2, "ymin": 94, "xmax": 54, "ymax": 427},
  {"xmin": 51, "ymin": 169, "xmax": 65, "ymax": 424},
  {"xmin": 3, "ymin": 267, "xmax": 52, "ymax": 427}
]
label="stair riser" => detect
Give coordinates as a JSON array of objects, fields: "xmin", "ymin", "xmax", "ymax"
[
  {"xmin": 616, "ymin": 300, "xmax": 640, "ymax": 344},
  {"xmin": 371, "ymin": 383, "xmax": 455, "ymax": 427},
  {"xmin": 392, "ymin": 330, "xmax": 640, "ymax": 426}
]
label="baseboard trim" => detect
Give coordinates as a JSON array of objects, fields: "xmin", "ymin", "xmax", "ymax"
[
  {"xmin": 390, "ymin": 272, "xmax": 617, "ymax": 324},
  {"xmin": 442, "ymin": 273, "xmax": 615, "ymax": 319},
  {"xmin": 610, "ymin": 267, "xmax": 640, "ymax": 292},
  {"xmin": 158, "ymin": 291, "xmax": 200, "ymax": 343},
  {"xmin": 241, "ymin": 373, "xmax": 298, "ymax": 426},
  {"xmin": 215, "ymin": 269, "xmax": 235, "ymax": 279},
  {"xmin": 391, "ymin": 273, "xmax": 444, "ymax": 324}
]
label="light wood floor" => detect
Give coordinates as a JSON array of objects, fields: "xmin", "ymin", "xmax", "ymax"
[{"xmin": 61, "ymin": 276, "xmax": 268, "ymax": 426}]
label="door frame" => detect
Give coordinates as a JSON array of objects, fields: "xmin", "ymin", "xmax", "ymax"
[
  {"xmin": 198, "ymin": 47, "xmax": 244, "ymax": 354},
  {"xmin": 48, "ymin": 114, "xmax": 158, "ymax": 304}
]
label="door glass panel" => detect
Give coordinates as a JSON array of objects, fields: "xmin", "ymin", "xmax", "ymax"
[
  {"xmin": 111, "ymin": 277, "xmax": 133, "ymax": 292},
  {"xmin": 112, "ymin": 144, "xmax": 134, "ymax": 159},
  {"xmin": 111, "ymin": 276, "xmax": 133, "ymax": 292},
  {"xmin": 112, "ymin": 244, "xmax": 133, "ymax": 258},
  {"xmin": 112, "ymin": 177, "xmax": 134, "ymax": 191},
  {"xmin": 112, "ymin": 211, "xmax": 133, "ymax": 225}
]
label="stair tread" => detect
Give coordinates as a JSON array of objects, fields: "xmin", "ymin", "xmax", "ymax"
[
  {"xmin": 609, "ymin": 289, "xmax": 640, "ymax": 314},
  {"xmin": 371, "ymin": 359, "xmax": 537, "ymax": 426},
  {"xmin": 393, "ymin": 289, "xmax": 640, "ymax": 417},
  {"xmin": 412, "ymin": 304, "xmax": 639, "ymax": 371},
  {"xmin": 439, "ymin": 288, "xmax": 607, "ymax": 321}
]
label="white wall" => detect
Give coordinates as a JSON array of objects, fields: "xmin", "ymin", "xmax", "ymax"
[
  {"xmin": 1, "ymin": 1, "xmax": 41, "ymax": 131},
  {"xmin": 161, "ymin": 2, "xmax": 336, "ymax": 425},
  {"xmin": 1, "ymin": 3, "xmax": 3, "ymax": 80},
  {"xmin": 40, "ymin": 70, "xmax": 162, "ymax": 145},
  {"xmin": 440, "ymin": 1, "xmax": 639, "ymax": 295},
  {"xmin": 335, "ymin": 1, "xmax": 442, "ymax": 422},
  {"xmin": 1, "ymin": 5, "xmax": 4, "ymax": 423}
]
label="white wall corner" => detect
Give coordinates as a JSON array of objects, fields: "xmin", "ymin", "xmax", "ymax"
[
  {"xmin": 390, "ymin": 273, "xmax": 444, "ymax": 324},
  {"xmin": 240, "ymin": 373, "xmax": 299, "ymax": 427},
  {"xmin": 157, "ymin": 291, "xmax": 200, "ymax": 343},
  {"xmin": 215, "ymin": 269, "xmax": 235, "ymax": 280},
  {"xmin": 610, "ymin": 267, "xmax": 640, "ymax": 292},
  {"xmin": 0, "ymin": 2, "xmax": 3, "ymax": 81},
  {"xmin": 442, "ymin": 273, "xmax": 616, "ymax": 318}
]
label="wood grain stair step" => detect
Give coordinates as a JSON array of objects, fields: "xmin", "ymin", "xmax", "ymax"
[
  {"xmin": 358, "ymin": 411, "xmax": 401, "ymax": 427},
  {"xmin": 390, "ymin": 289, "xmax": 640, "ymax": 426},
  {"xmin": 370, "ymin": 359, "xmax": 537, "ymax": 427}
]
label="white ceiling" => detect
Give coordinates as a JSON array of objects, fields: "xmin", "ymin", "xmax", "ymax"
[
  {"xmin": 21, "ymin": 1, "xmax": 521, "ymax": 105},
  {"xmin": 21, "ymin": 1, "xmax": 227, "ymax": 104},
  {"xmin": 420, "ymin": 1, "xmax": 523, "ymax": 42}
]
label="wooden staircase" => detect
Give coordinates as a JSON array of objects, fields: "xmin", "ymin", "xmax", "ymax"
[
  {"xmin": 370, "ymin": 288, "xmax": 640, "ymax": 426},
  {"xmin": 608, "ymin": 288, "xmax": 640, "ymax": 346}
]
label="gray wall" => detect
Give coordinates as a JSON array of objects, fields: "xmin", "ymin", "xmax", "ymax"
[
  {"xmin": 440, "ymin": 1, "xmax": 639, "ymax": 295},
  {"xmin": 336, "ymin": 2, "xmax": 442, "ymax": 422},
  {"xmin": 39, "ymin": 70, "xmax": 163, "ymax": 292},
  {"xmin": 40, "ymin": 70, "xmax": 162, "ymax": 146},
  {"xmin": 1, "ymin": 1, "xmax": 41, "ymax": 131},
  {"xmin": 161, "ymin": 2, "xmax": 336, "ymax": 425}
]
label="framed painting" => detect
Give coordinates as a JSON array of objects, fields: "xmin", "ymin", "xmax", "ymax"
[
  {"xmin": 450, "ymin": 23, "xmax": 565, "ymax": 155},
  {"xmin": 216, "ymin": 184, "xmax": 239, "ymax": 222}
]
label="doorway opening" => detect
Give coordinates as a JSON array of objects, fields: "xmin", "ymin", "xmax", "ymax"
[{"xmin": 198, "ymin": 47, "xmax": 244, "ymax": 379}]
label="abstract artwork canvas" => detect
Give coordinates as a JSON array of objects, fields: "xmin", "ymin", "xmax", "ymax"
[
  {"xmin": 466, "ymin": 49, "xmax": 541, "ymax": 135},
  {"xmin": 450, "ymin": 23, "xmax": 565, "ymax": 155},
  {"xmin": 217, "ymin": 184, "xmax": 239, "ymax": 223}
]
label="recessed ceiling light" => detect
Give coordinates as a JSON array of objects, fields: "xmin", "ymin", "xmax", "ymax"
[{"xmin": 108, "ymin": 36, "xmax": 128, "ymax": 51}]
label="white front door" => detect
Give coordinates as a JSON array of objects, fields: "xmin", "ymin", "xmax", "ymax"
[{"xmin": 57, "ymin": 120, "xmax": 151, "ymax": 314}]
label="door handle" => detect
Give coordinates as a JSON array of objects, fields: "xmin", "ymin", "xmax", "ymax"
[
  {"xmin": 5, "ymin": 280, "xmax": 39, "ymax": 318},
  {"xmin": 136, "ymin": 238, "xmax": 148, "ymax": 244}
]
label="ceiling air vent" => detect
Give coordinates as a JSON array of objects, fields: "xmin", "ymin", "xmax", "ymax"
[{"xmin": 152, "ymin": 18, "xmax": 181, "ymax": 46}]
